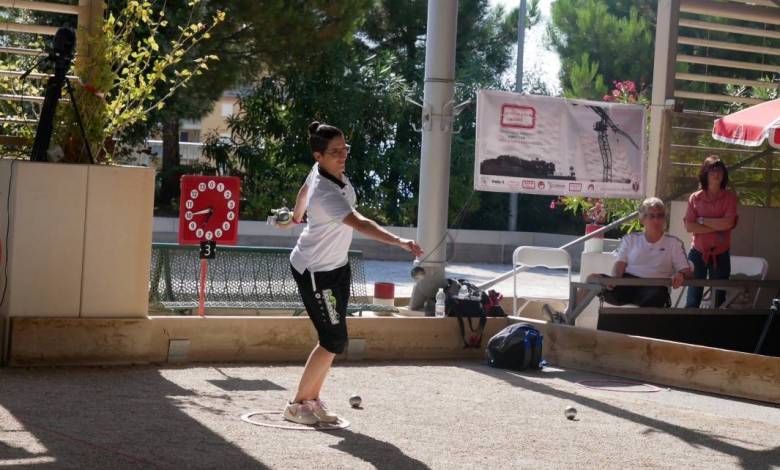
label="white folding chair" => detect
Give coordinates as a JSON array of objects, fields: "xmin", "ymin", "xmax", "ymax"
[
  {"xmin": 512, "ymin": 246, "xmax": 572, "ymax": 316},
  {"xmin": 722, "ymin": 256, "xmax": 768, "ymax": 308},
  {"xmin": 675, "ymin": 255, "xmax": 769, "ymax": 308},
  {"xmin": 575, "ymin": 251, "xmax": 618, "ymax": 329}
]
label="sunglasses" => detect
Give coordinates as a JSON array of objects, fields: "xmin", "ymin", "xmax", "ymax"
[{"xmin": 324, "ymin": 144, "xmax": 351, "ymax": 156}]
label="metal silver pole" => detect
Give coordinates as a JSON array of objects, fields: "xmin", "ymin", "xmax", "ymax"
[
  {"xmin": 508, "ymin": 0, "xmax": 527, "ymax": 232},
  {"xmin": 478, "ymin": 211, "xmax": 639, "ymax": 291},
  {"xmin": 409, "ymin": 0, "xmax": 459, "ymax": 311}
]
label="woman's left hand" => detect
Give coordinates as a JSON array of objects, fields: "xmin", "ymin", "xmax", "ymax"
[
  {"xmin": 273, "ymin": 219, "xmax": 299, "ymax": 230},
  {"xmin": 398, "ymin": 238, "xmax": 424, "ymax": 258}
]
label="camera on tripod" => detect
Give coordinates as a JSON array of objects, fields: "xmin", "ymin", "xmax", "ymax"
[{"xmin": 28, "ymin": 26, "xmax": 93, "ymax": 164}]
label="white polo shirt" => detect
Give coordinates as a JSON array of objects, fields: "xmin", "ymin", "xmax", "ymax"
[
  {"xmin": 290, "ymin": 163, "xmax": 357, "ymax": 274},
  {"xmin": 616, "ymin": 232, "xmax": 691, "ymax": 278}
]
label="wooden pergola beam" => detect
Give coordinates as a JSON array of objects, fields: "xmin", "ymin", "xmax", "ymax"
[
  {"xmin": 681, "ymin": 0, "xmax": 780, "ymax": 25},
  {"xmin": 724, "ymin": 0, "xmax": 778, "ymax": 7},
  {"xmin": 677, "ymin": 54, "xmax": 780, "ymax": 74},
  {"xmin": 0, "ymin": 0, "xmax": 80, "ymax": 15},
  {"xmin": 0, "ymin": 47, "xmax": 44, "ymax": 56},
  {"xmin": 678, "ymin": 36, "xmax": 780, "ymax": 57},
  {"xmin": 0, "ymin": 70, "xmax": 79, "ymax": 81},
  {"xmin": 674, "ymin": 90, "xmax": 764, "ymax": 105},
  {"xmin": 675, "ymin": 72, "xmax": 777, "ymax": 89},
  {"xmin": 679, "ymin": 18, "xmax": 780, "ymax": 40},
  {"xmin": 0, "ymin": 135, "xmax": 33, "ymax": 145},
  {"xmin": 0, "ymin": 22, "xmax": 58, "ymax": 35},
  {"xmin": 0, "ymin": 93, "xmax": 48, "ymax": 104}
]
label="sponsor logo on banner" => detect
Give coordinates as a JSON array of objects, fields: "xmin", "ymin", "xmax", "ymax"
[
  {"xmin": 500, "ymin": 104, "xmax": 536, "ymax": 129},
  {"xmin": 537, "ymin": 181, "xmax": 546, "ymax": 190},
  {"xmin": 521, "ymin": 180, "xmax": 536, "ymax": 190},
  {"xmin": 569, "ymin": 183, "xmax": 582, "ymax": 192},
  {"xmin": 550, "ymin": 182, "xmax": 566, "ymax": 190}
]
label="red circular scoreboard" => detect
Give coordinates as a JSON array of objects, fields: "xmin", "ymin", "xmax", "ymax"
[{"xmin": 178, "ymin": 176, "xmax": 241, "ymax": 245}]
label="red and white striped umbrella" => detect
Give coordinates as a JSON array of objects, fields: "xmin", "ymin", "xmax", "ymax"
[{"xmin": 712, "ymin": 98, "xmax": 780, "ymax": 148}]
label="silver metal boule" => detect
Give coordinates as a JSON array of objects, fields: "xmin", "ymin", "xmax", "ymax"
[
  {"xmin": 349, "ymin": 394, "xmax": 362, "ymax": 408},
  {"xmin": 564, "ymin": 406, "xmax": 577, "ymax": 420}
]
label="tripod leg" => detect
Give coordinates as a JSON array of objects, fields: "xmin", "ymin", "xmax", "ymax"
[
  {"xmin": 754, "ymin": 301, "xmax": 778, "ymax": 354},
  {"xmin": 64, "ymin": 78, "xmax": 95, "ymax": 164}
]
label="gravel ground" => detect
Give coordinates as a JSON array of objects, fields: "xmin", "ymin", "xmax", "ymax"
[{"xmin": 1, "ymin": 362, "xmax": 777, "ymax": 469}]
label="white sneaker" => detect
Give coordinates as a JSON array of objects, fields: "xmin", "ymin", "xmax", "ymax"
[
  {"xmin": 306, "ymin": 399, "xmax": 340, "ymax": 424},
  {"xmin": 283, "ymin": 401, "xmax": 318, "ymax": 425}
]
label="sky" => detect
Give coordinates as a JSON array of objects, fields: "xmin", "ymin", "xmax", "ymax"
[{"xmin": 489, "ymin": 0, "xmax": 562, "ymax": 94}]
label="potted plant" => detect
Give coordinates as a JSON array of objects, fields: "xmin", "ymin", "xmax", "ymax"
[
  {"xmin": 0, "ymin": 1, "xmax": 223, "ymax": 319},
  {"xmin": 553, "ymin": 195, "xmax": 642, "ymax": 252}
]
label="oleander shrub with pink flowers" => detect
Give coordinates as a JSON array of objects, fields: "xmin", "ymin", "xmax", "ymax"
[{"xmin": 552, "ymin": 80, "xmax": 648, "ymax": 233}]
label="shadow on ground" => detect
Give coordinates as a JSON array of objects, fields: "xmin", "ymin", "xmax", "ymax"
[
  {"xmin": 330, "ymin": 428, "xmax": 430, "ymax": 470},
  {"xmin": 0, "ymin": 367, "xmax": 266, "ymax": 469}
]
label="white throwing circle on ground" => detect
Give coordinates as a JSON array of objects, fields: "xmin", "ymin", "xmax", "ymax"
[
  {"xmin": 577, "ymin": 379, "xmax": 663, "ymax": 393},
  {"xmin": 349, "ymin": 394, "xmax": 362, "ymax": 408},
  {"xmin": 241, "ymin": 411, "xmax": 349, "ymax": 431},
  {"xmin": 565, "ymin": 406, "xmax": 577, "ymax": 420}
]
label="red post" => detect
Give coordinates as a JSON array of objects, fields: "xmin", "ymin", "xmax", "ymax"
[{"xmin": 198, "ymin": 258, "xmax": 208, "ymax": 317}]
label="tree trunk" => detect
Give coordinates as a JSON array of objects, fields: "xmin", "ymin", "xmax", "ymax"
[{"xmin": 159, "ymin": 117, "xmax": 181, "ymax": 208}]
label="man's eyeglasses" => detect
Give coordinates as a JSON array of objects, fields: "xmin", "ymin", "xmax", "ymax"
[
  {"xmin": 645, "ymin": 212, "xmax": 666, "ymax": 220},
  {"xmin": 325, "ymin": 144, "xmax": 351, "ymax": 156}
]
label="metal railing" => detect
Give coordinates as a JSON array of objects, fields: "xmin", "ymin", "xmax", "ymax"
[
  {"xmin": 477, "ymin": 211, "xmax": 639, "ymax": 291},
  {"xmin": 146, "ymin": 140, "xmax": 204, "ymax": 162}
]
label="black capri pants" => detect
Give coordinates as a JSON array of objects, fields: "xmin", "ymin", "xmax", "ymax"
[
  {"xmin": 597, "ymin": 273, "xmax": 671, "ymax": 308},
  {"xmin": 291, "ymin": 263, "xmax": 351, "ymax": 354}
]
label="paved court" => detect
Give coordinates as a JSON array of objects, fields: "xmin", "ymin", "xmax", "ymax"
[{"xmin": 1, "ymin": 362, "xmax": 777, "ymax": 469}]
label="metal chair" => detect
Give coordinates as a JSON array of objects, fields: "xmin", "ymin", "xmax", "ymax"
[
  {"xmin": 674, "ymin": 255, "xmax": 768, "ymax": 308},
  {"xmin": 512, "ymin": 246, "xmax": 572, "ymax": 316},
  {"xmin": 721, "ymin": 256, "xmax": 769, "ymax": 308}
]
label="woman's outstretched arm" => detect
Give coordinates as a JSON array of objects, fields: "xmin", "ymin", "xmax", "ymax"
[{"xmin": 343, "ymin": 211, "xmax": 424, "ymax": 257}]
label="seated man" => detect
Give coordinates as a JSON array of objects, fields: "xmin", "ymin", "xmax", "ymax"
[{"xmin": 545, "ymin": 197, "xmax": 692, "ymax": 323}]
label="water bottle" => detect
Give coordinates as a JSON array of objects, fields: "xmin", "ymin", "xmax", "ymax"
[{"xmin": 435, "ymin": 288, "xmax": 446, "ymax": 318}]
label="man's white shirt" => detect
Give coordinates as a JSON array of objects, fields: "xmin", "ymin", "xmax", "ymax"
[
  {"xmin": 290, "ymin": 163, "xmax": 357, "ymax": 274},
  {"xmin": 616, "ymin": 232, "xmax": 691, "ymax": 278}
]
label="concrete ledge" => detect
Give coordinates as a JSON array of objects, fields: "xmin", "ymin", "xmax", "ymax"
[
  {"xmin": 9, "ymin": 318, "xmax": 152, "ymax": 366},
  {"xmin": 8, "ymin": 316, "xmax": 512, "ymax": 366},
  {"xmin": 512, "ymin": 316, "xmax": 780, "ymax": 405},
  {"xmin": 10, "ymin": 315, "xmax": 778, "ymax": 404}
]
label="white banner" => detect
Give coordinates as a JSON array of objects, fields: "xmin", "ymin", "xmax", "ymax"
[{"xmin": 474, "ymin": 90, "xmax": 646, "ymax": 199}]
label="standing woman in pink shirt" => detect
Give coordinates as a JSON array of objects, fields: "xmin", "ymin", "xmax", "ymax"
[{"xmin": 684, "ymin": 156, "xmax": 739, "ymax": 308}]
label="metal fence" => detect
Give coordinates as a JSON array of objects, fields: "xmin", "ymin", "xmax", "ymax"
[{"xmin": 149, "ymin": 243, "xmax": 395, "ymax": 314}]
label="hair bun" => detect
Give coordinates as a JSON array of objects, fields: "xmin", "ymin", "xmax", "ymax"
[{"xmin": 308, "ymin": 121, "xmax": 321, "ymax": 135}]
